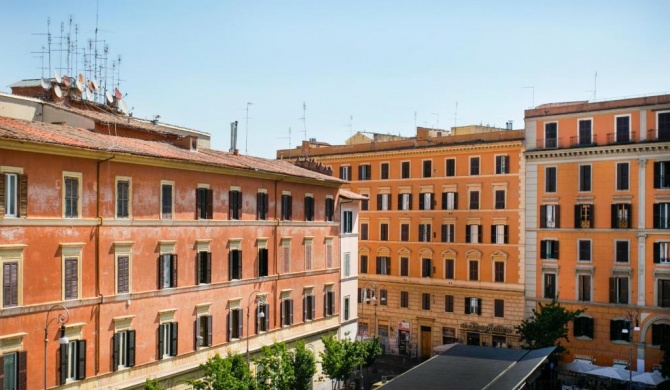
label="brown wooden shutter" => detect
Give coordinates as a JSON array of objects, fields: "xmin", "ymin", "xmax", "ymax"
[
  {"xmin": 17, "ymin": 350, "xmax": 27, "ymax": 390},
  {"xmin": 171, "ymin": 254, "xmax": 178, "ymax": 288},
  {"xmin": 60, "ymin": 344, "xmax": 68, "ymax": 384},
  {"xmin": 0, "ymin": 174, "xmax": 5, "ymax": 216},
  {"xmin": 170, "ymin": 322, "xmax": 178, "ymax": 356},
  {"xmin": 195, "ymin": 189, "xmax": 201, "ymax": 219},
  {"xmin": 127, "ymin": 330, "xmax": 136, "ymax": 367},
  {"xmin": 206, "ymin": 189, "xmax": 214, "ymax": 219},
  {"xmin": 76, "ymin": 339, "xmax": 86, "ymax": 379},
  {"xmin": 206, "ymin": 316, "xmax": 213, "ymax": 347},
  {"xmin": 194, "ymin": 317, "xmax": 201, "ymax": 350},
  {"xmin": 157, "ymin": 325, "xmax": 164, "ymax": 360},
  {"xmin": 113, "ymin": 333, "xmax": 120, "ymax": 371},
  {"xmin": 18, "ymin": 174, "xmax": 27, "ymax": 217},
  {"xmin": 158, "ymin": 256, "xmax": 164, "ymax": 289}
]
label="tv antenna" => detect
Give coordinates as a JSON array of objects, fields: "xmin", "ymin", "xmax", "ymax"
[
  {"xmin": 593, "ymin": 71, "xmax": 598, "ymax": 101},
  {"xmin": 346, "ymin": 115, "xmax": 353, "ymax": 138},
  {"xmin": 454, "ymin": 102, "xmax": 458, "ymax": 127},
  {"xmin": 523, "ymin": 86, "xmax": 535, "ymax": 108},
  {"xmin": 278, "ymin": 127, "xmax": 292, "ymax": 159},
  {"xmin": 32, "ymin": 18, "xmax": 52, "ymax": 76},
  {"xmin": 414, "ymin": 111, "xmax": 417, "ymax": 129},
  {"xmin": 245, "ymin": 102, "xmax": 253, "ymax": 155},
  {"xmin": 431, "ymin": 112, "xmax": 439, "ymax": 129},
  {"xmin": 300, "ymin": 102, "xmax": 307, "ymax": 141}
]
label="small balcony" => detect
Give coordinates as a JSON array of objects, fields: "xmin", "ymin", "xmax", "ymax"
[
  {"xmin": 532, "ymin": 129, "xmax": 669, "ymax": 151},
  {"xmin": 569, "ymin": 134, "xmax": 598, "ymax": 148},
  {"xmin": 647, "ymin": 128, "xmax": 670, "ymax": 142},
  {"xmin": 606, "ymin": 131, "xmax": 636, "ymax": 145}
]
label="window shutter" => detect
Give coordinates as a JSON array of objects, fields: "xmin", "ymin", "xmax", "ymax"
[
  {"xmin": 398, "ymin": 195, "xmax": 403, "ymax": 210},
  {"xmin": 552, "ymin": 241, "xmax": 560, "ymax": 259},
  {"xmin": 287, "ymin": 196, "xmax": 292, "ymax": 219},
  {"xmin": 477, "ymin": 225, "xmax": 482, "ymax": 243},
  {"xmin": 228, "ymin": 190, "xmax": 234, "ymax": 217},
  {"xmin": 376, "ymin": 194, "xmax": 382, "ymax": 210},
  {"xmin": 504, "ymin": 225, "xmax": 509, "ymax": 244},
  {"xmin": 238, "ymin": 310, "xmax": 243, "ymax": 339},
  {"xmin": 589, "ymin": 205, "xmax": 595, "ymax": 227},
  {"xmin": 611, "ymin": 204, "xmax": 618, "ymax": 228},
  {"xmin": 625, "ymin": 204, "xmax": 632, "ymax": 228},
  {"xmin": 312, "ymin": 296, "xmax": 316, "ymax": 318},
  {"xmin": 257, "ymin": 192, "xmax": 262, "ymax": 219},
  {"xmin": 654, "ymin": 162, "xmax": 661, "ymax": 188},
  {"xmin": 504, "ymin": 156, "xmax": 510, "ymax": 173},
  {"xmin": 76, "ymin": 339, "xmax": 87, "ymax": 380},
  {"xmin": 280, "ymin": 301, "xmax": 285, "ymax": 326},
  {"xmin": 206, "ymin": 189, "xmax": 214, "ymax": 218},
  {"xmin": 539, "ymin": 205, "xmax": 547, "ymax": 228},
  {"xmin": 575, "ymin": 205, "xmax": 581, "ymax": 228},
  {"xmin": 228, "ymin": 251, "xmax": 233, "ymax": 280},
  {"xmin": 204, "ymin": 316, "xmax": 212, "ymax": 347},
  {"xmin": 170, "ymin": 323, "xmax": 178, "ymax": 356},
  {"xmin": 653, "ymin": 203, "xmax": 660, "ymax": 228},
  {"xmin": 419, "ymin": 194, "xmax": 425, "ymax": 210},
  {"xmin": 303, "ymin": 296, "xmax": 307, "ymax": 321},
  {"xmin": 609, "ymin": 278, "xmax": 616, "ymax": 303},
  {"xmin": 621, "ymin": 278, "xmax": 628, "ymax": 304},
  {"xmin": 554, "ymin": 205, "xmax": 561, "ymax": 227},
  {"xmin": 236, "ymin": 191, "xmax": 242, "ymax": 216},
  {"xmin": 127, "ymin": 330, "xmax": 136, "ymax": 367},
  {"xmin": 228, "ymin": 312, "xmax": 232, "ymax": 341},
  {"xmin": 60, "ymin": 344, "xmax": 68, "ymax": 384},
  {"xmin": 264, "ymin": 304, "xmax": 270, "ymax": 330},
  {"xmin": 18, "ymin": 174, "xmax": 28, "ymax": 217},
  {"xmin": 477, "ymin": 299, "xmax": 482, "ymax": 315},
  {"xmin": 441, "ymin": 192, "xmax": 447, "ymax": 210},
  {"xmin": 113, "ymin": 333, "xmax": 120, "ymax": 371},
  {"xmin": 195, "ymin": 317, "xmax": 201, "ymax": 350},
  {"xmin": 195, "ymin": 252, "xmax": 201, "ymax": 284},
  {"xmin": 490, "ymin": 225, "xmax": 495, "ymax": 243},
  {"xmin": 171, "ymin": 254, "xmax": 178, "ymax": 288},
  {"xmin": 195, "ymin": 188, "xmax": 201, "ymax": 219},
  {"xmin": 238, "ymin": 250, "xmax": 243, "ymax": 279},
  {"xmin": 610, "ymin": 320, "xmax": 617, "ymax": 340},
  {"xmin": 256, "ymin": 306, "xmax": 260, "ymax": 334},
  {"xmin": 289, "ymin": 299, "xmax": 294, "ymax": 325},
  {"xmin": 654, "ymin": 242, "xmax": 661, "ymax": 263},
  {"xmin": 205, "ymin": 252, "xmax": 212, "ymax": 283},
  {"xmin": 409, "ymin": 194, "xmax": 413, "ymax": 210},
  {"xmin": 430, "ymin": 193, "xmax": 435, "ymax": 210},
  {"xmin": 358, "ymin": 165, "xmax": 363, "ymax": 180},
  {"xmin": 465, "ymin": 226, "xmax": 471, "ymax": 243},
  {"xmin": 157, "ymin": 326, "xmax": 164, "ymax": 360},
  {"xmin": 464, "ymin": 297, "xmax": 470, "ymax": 314},
  {"xmin": 17, "ymin": 350, "xmax": 27, "ymax": 389}
]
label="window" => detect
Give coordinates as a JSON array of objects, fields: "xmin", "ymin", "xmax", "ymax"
[
  {"xmin": 421, "ymin": 293, "xmax": 431, "ymax": 310},
  {"xmin": 418, "ymin": 223, "xmax": 431, "ymax": 242},
  {"xmin": 380, "ymin": 163, "xmax": 390, "ymax": 180},
  {"xmin": 360, "ymin": 223, "xmax": 368, "ymax": 240},
  {"xmin": 304, "ymin": 195, "xmax": 314, "ymax": 221},
  {"xmin": 360, "ymin": 255, "xmax": 368, "ymax": 274},
  {"xmin": 464, "ymin": 297, "xmax": 482, "ymax": 315},
  {"xmin": 442, "ymin": 192, "xmax": 457, "ymax": 210},
  {"xmin": 161, "ymin": 183, "xmax": 173, "ymax": 219},
  {"xmin": 494, "ymin": 299, "xmax": 504, "ymax": 318},
  {"xmin": 60, "ymin": 339, "xmax": 87, "ymax": 383},
  {"xmin": 654, "ymin": 161, "xmax": 670, "ymax": 189},
  {"xmin": 193, "ymin": 315, "xmax": 212, "ymax": 349},
  {"xmin": 325, "ymin": 290, "xmax": 336, "ymax": 316},
  {"xmin": 615, "ymin": 241, "xmax": 629, "ymax": 263},
  {"xmin": 494, "ymin": 261, "xmax": 505, "ymax": 282},
  {"xmin": 229, "ymin": 189, "xmax": 242, "ymax": 220},
  {"xmin": 651, "ymin": 323, "xmax": 670, "ymax": 346},
  {"xmin": 400, "ymin": 291, "xmax": 409, "ymax": 308},
  {"xmin": 579, "ymin": 165, "xmax": 592, "ymax": 192},
  {"xmin": 578, "ymin": 275, "xmax": 591, "ymax": 302},
  {"xmin": 325, "ymin": 197, "xmax": 334, "ymax": 221},
  {"xmin": 64, "ymin": 257, "xmax": 79, "ymax": 300},
  {"xmin": 659, "ymin": 279, "xmax": 670, "ymax": 308},
  {"xmin": 491, "ymin": 225, "xmax": 508, "ymax": 244},
  {"xmin": 229, "ymin": 249, "xmax": 243, "ymax": 280},
  {"xmin": 468, "ymin": 260, "xmax": 479, "ymax": 281},
  {"xmin": 400, "ymin": 257, "xmax": 409, "ymax": 276},
  {"xmin": 444, "ymin": 295, "xmax": 454, "ymax": 312},
  {"xmin": 659, "ymin": 112, "xmax": 670, "ymax": 140},
  {"xmin": 258, "ymin": 248, "xmax": 269, "ymax": 277},
  {"xmin": 470, "ymin": 157, "xmax": 480, "ymax": 176},
  {"xmin": 400, "ymin": 223, "xmax": 410, "ymax": 242},
  {"xmin": 113, "ymin": 330, "xmax": 136, "ymax": 370},
  {"xmin": 653, "ymin": 203, "xmax": 670, "ymax": 229},
  {"xmin": 578, "ymin": 240, "xmax": 591, "ymax": 262},
  {"xmin": 466, "ymin": 224, "xmax": 481, "ymax": 244},
  {"xmin": 377, "ymin": 193, "xmax": 391, "ymax": 211},
  {"xmin": 361, "ymin": 197, "xmax": 369, "ymax": 211},
  {"xmin": 469, "ymin": 191, "xmax": 479, "ymax": 210},
  {"xmin": 197, "ymin": 252, "xmax": 211, "ymax": 284},
  {"xmin": 401, "ymin": 162, "xmax": 410, "ymax": 179},
  {"xmin": 422, "ymin": 160, "xmax": 432, "ymax": 178},
  {"xmin": 344, "ymin": 253, "xmax": 350, "ymax": 277},
  {"xmin": 616, "ymin": 163, "xmax": 629, "ymax": 191},
  {"xmin": 342, "ymin": 211, "xmax": 353, "ymax": 233},
  {"xmin": 344, "ymin": 297, "xmax": 350, "ymax": 321},
  {"xmin": 445, "ymin": 159, "xmax": 455, "ymax": 177},
  {"xmin": 3, "ymin": 261, "xmax": 18, "ymax": 307},
  {"xmin": 574, "ymin": 204, "xmax": 594, "ymax": 228},
  {"xmin": 340, "ymin": 166, "xmax": 351, "ymax": 181},
  {"xmin": 611, "ymin": 203, "xmax": 632, "ymax": 229},
  {"xmin": 610, "ymin": 319, "xmax": 631, "ymax": 342},
  {"xmin": 303, "ymin": 294, "xmax": 316, "ymax": 321},
  {"xmin": 544, "ymin": 273, "xmax": 556, "ymax": 299},
  {"xmin": 609, "ymin": 277, "xmax": 629, "ymax": 304},
  {"xmin": 257, "ymin": 191, "xmax": 269, "ymax": 220},
  {"xmin": 495, "ymin": 155, "xmax": 509, "ymax": 174},
  {"xmin": 616, "ymin": 116, "xmax": 630, "ymax": 142},
  {"xmin": 574, "ymin": 317, "xmax": 594, "ymax": 338},
  {"xmin": 545, "ymin": 167, "xmax": 557, "ymax": 193},
  {"xmin": 380, "ymin": 289, "xmax": 387, "ymax": 306},
  {"xmin": 358, "ymin": 164, "xmax": 371, "ymax": 180},
  {"xmin": 228, "ymin": 308, "xmax": 243, "ymax": 340},
  {"xmin": 281, "ymin": 299, "xmax": 294, "ymax": 326},
  {"xmin": 540, "ymin": 240, "xmax": 559, "ymax": 260},
  {"xmin": 376, "ymin": 256, "xmax": 390, "ymax": 275},
  {"xmin": 281, "ymin": 193, "xmax": 292, "ymax": 220},
  {"xmin": 64, "ymin": 175, "xmax": 80, "ymax": 218},
  {"xmin": 422, "ymin": 258, "xmax": 432, "ymax": 278},
  {"xmin": 545, "ymin": 122, "xmax": 557, "ymax": 148},
  {"xmin": 494, "ymin": 190, "xmax": 506, "ymax": 209},
  {"xmin": 578, "ymin": 119, "xmax": 592, "ymax": 145},
  {"xmin": 540, "ymin": 204, "xmax": 560, "ymax": 228},
  {"xmin": 2, "ymin": 172, "xmax": 27, "ymax": 218},
  {"xmin": 380, "ymin": 223, "xmax": 389, "ymax": 241},
  {"xmin": 441, "ymin": 224, "xmax": 455, "ymax": 243},
  {"xmin": 116, "ymin": 179, "xmax": 130, "ymax": 218},
  {"xmin": 195, "ymin": 187, "xmax": 213, "ymax": 220},
  {"xmin": 445, "ymin": 259, "xmax": 454, "ymax": 280},
  {"xmin": 398, "ymin": 193, "xmax": 412, "ymax": 211},
  {"xmin": 419, "ymin": 193, "xmax": 434, "ymax": 210},
  {"xmin": 654, "ymin": 242, "xmax": 670, "ymax": 264},
  {"xmin": 158, "ymin": 254, "xmax": 178, "ymax": 289},
  {"xmin": 1, "ymin": 351, "xmax": 27, "ymax": 389}
]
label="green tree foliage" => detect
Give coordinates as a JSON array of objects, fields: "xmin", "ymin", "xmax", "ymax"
[
  {"xmin": 293, "ymin": 341, "xmax": 318, "ymax": 390},
  {"xmin": 319, "ymin": 334, "xmax": 366, "ymax": 389},
  {"xmin": 362, "ymin": 337, "xmax": 383, "ymax": 368},
  {"xmin": 144, "ymin": 378, "xmax": 164, "ymax": 390},
  {"xmin": 186, "ymin": 353, "xmax": 258, "ymax": 390},
  {"xmin": 516, "ymin": 298, "xmax": 584, "ymax": 354},
  {"xmin": 253, "ymin": 341, "xmax": 317, "ymax": 390},
  {"xmin": 661, "ymin": 343, "xmax": 670, "ymax": 378}
]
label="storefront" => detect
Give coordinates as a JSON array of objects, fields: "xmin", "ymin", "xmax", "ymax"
[{"xmin": 460, "ymin": 321, "xmax": 516, "ymax": 348}]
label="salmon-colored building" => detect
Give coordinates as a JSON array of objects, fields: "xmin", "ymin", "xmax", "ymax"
[
  {"xmin": 0, "ymin": 105, "xmax": 347, "ymax": 389},
  {"xmin": 524, "ymin": 95, "xmax": 670, "ymax": 371},
  {"xmin": 278, "ymin": 127, "xmax": 526, "ymax": 358}
]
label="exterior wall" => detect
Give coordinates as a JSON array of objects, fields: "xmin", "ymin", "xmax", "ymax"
[
  {"xmin": 524, "ymin": 94, "xmax": 670, "ymax": 372},
  {"xmin": 339, "ymin": 200, "xmax": 360, "ymax": 340}
]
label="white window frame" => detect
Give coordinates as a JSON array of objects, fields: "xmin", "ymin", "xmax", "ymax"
[
  {"xmin": 115, "ymin": 176, "xmax": 132, "ymax": 219},
  {"xmin": 340, "ymin": 165, "xmax": 351, "ymax": 181},
  {"xmin": 614, "ymin": 114, "xmax": 632, "ymax": 142},
  {"xmin": 578, "ymin": 118, "xmax": 593, "ymax": 144},
  {"xmin": 113, "ymin": 241, "xmax": 133, "ymax": 295},
  {"xmin": 469, "ymin": 156, "xmax": 481, "ymax": 176},
  {"xmin": 61, "ymin": 243, "xmax": 84, "ymax": 301},
  {"xmin": 160, "ymin": 180, "xmax": 175, "ymax": 220},
  {"xmin": 544, "ymin": 121, "xmax": 558, "ymax": 148},
  {"xmin": 3, "ymin": 172, "xmax": 18, "ymax": 217},
  {"xmin": 545, "ymin": 166, "xmax": 558, "ymax": 193},
  {"xmin": 0, "ymin": 245, "xmax": 25, "ymax": 307},
  {"xmin": 62, "ymin": 171, "xmax": 83, "ymax": 218}
]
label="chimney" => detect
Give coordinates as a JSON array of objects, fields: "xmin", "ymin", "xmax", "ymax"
[
  {"xmin": 506, "ymin": 120, "xmax": 513, "ymax": 130},
  {"xmin": 230, "ymin": 121, "xmax": 238, "ymax": 153}
]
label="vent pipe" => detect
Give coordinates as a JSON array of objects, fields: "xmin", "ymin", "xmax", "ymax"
[{"xmin": 230, "ymin": 121, "xmax": 238, "ymax": 153}]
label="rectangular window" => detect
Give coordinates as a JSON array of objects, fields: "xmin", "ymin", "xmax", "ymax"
[
  {"xmin": 464, "ymin": 297, "xmax": 482, "ymax": 315},
  {"xmin": 2, "ymin": 351, "xmax": 27, "ymax": 389},
  {"xmin": 400, "ymin": 257, "xmax": 409, "ymax": 277},
  {"xmin": 469, "ymin": 191, "xmax": 479, "ymax": 210},
  {"xmin": 380, "ymin": 223, "xmax": 389, "ymax": 241},
  {"xmin": 544, "ymin": 273, "xmax": 556, "ymax": 299},
  {"xmin": 445, "ymin": 159, "xmax": 455, "ymax": 177},
  {"xmin": 360, "ymin": 223, "xmax": 369, "ymax": 240},
  {"xmin": 358, "ymin": 164, "xmax": 371, "ymax": 180},
  {"xmin": 258, "ymin": 248, "xmax": 269, "ymax": 277},
  {"xmin": 651, "ymin": 323, "xmax": 670, "ymax": 346},
  {"xmin": 658, "ymin": 279, "xmax": 670, "ymax": 308},
  {"xmin": 64, "ymin": 176, "xmax": 80, "ymax": 218},
  {"xmin": 540, "ymin": 240, "xmax": 559, "ymax": 260},
  {"xmin": 494, "ymin": 261, "xmax": 505, "ymax": 282},
  {"xmin": 361, "ymin": 197, "xmax": 369, "ymax": 211},
  {"xmin": 421, "ymin": 293, "xmax": 431, "ymax": 310},
  {"xmin": 340, "ymin": 166, "xmax": 351, "ymax": 181},
  {"xmin": 2, "ymin": 262, "xmax": 19, "ymax": 307},
  {"xmin": 419, "ymin": 192, "xmax": 433, "ymax": 210},
  {"xmin": 401, "ymin": 162, "xmax": 411, "ymax": 179},
  {"xmin": 281, "ymin": 299, "xmax": 294, "ymax": 326},
  {"xmin": 468, "ymin": 260, "xmax": 479, "ymax": 281},
  {"xmin": 116, "ymin": 180, "xmax": 130, "ymax": 218},
  {"xmin": 442, "ymin": 192, "xmax": 458, "ymax": 210},
  {"xmin": 377, "ymin": 193, "xmax": 391, "ymax": 211},
  {"xmin": 380, "ymin": 289, "xmax": 387, "ymax": 305},
  {"xmin": 325, "ymin": 197, "xmax": 334, "ymax": 221},
  {"xmin": 466, "ymin": 224, "xmax": 481, "ymax": 244},
  {"xmin": 653, "ymin": 203, "xmax": 670, "ymax": 229},
  {"xmin": 158, "ymin": 254, "xmax": 178, "ymax": 289},
  {"xmin": 380, "ymin": 163, "xmax": 390, "ymax": 180},
  {"xmin": 421, "ymin": 258, "xmax": 432, "ymax": 278},
  {"xmin": 344, "ymin": 297, "xmax": 350, "ymax": 321},
  {"xmin": 609, "ymin": 277, "xmax": 629, "ymax": 304},
  {"xmin": 326, "ymin": 240, "xmax": 334, "ymax": 269},
  {"xmin": 60, "ymin": 339, "xmax": 87, "ymax": 383},
  {"xmin": 540, "ymin": 204, "xmax": 560, "ymax": 228},
  {"xmin": 574, "ymin": 204, "xmax": 594, "ymax": 229},
  {"xmin": 229, "ymin": 190, "xmax": 242, "ymax": 220},
  {"xmin": 494, "ymin": 299, "xmax": 504, "ymax": 318},
  {"xmin": 579, "ymin": 165, "xmax": 592, "ymax": 192},
  {"xmin": 578, "ymin": 275, "xmax": 591, "ymax": 302},
  {"xmin": 342, "ymin": 211, "xmax": 353, "ymax": 233},
  {"xmin": 423, "ymin": 160, "xmax": 432, "ymax": 178},
  {"xmin": 494, "ymin": 190, "xmax": 505, "ymax": 209},
  {"xmin": 257, "ymin": 303, "xmax": 270, "ymax": 333},
  {"xmin": 196, "ymin": 252, "xmax": 212, "ymax": 284},
  {"xmin": 325, "ymin": 290, "xmax": 336, "ymax": 316},
  {"xmin": 398, "ymin": 193, "xmax": 412, "ymax": 211},
  {"xmin": 113, "ymin": 330, "xmax": 136, "ymax": 370},
  {"xmin": 545, "ymin": 167, "xmax": 557, "ymax": 193},
  {"xmin": 491, "ymin": 224, "xmax": 508, "ymax": 244},
  {"xmin": 195, "ymin": 187, "xmax": 213, "ymax": 220},
  {"xmin": 615, "ymin": 241, "xmax": 629, "ymax": 263},
  {"xmin": 574, "ymin": 317, "xmax": 594, "ymax": 338},
  {"xmin": 257, "ymin": 191, "xmax": 269, "ymax": 220},
  {"xmin": 228, "ymin": 309, "xmax": 243, "ymax": 340},
  {"xmin": 616, "ymin": 163, "xmax": 630, "ymax": 191},
  {"xmin": 611, "ymin": 203, "xmax": 631, "ymax": 229},
  {"xmin": 659, "ymin": 112, "xmax": 670, "ymax": 140},
  {"xmin": 418, "ymin": 224, "xmax": 431, "ymax": 242},
  {"xmin": 229, "ymin": 250, "xmax": 243, "ymax": 280},
  {"xmin": 444, "ymin": 295, "xmax": 454, "ymax": 312},
  {"xmin": 441, "ymin": 224, "xmax": 455, "ymax": 243},
  {"xmin": 344, "ymin": 253, "xmax": 350, "ymax": 277},
  {"xmin": 161, "ymin": 183, "xmax": 173, "ymax": 219},
  {"xmin": 400, "ymin": 223, "xmax": 410, "ymax": 242},
  {"xmin": 578, "ymin": 240, "xmax": 591, "ymax": 262},
  {"xmin": 64, "ymin": 257, "xmax": 78, "ymax": 300},
  {"xmin": 470, "ymin": 157, "xmax": 480, "ymax": 176},
  {"xmin": 445, "ymin": 259, "xmax": 454, "ymax": 279},
  {"xmin": 616, "ymin": 116, "xmax": 630, "ymax": 143},
  {"xmin": 195, "ymin": 316, "xmax": 212, "ymax": 349},
  {"xmin": 157, "ymin": 322, "xmax": 178, "ymax": 360},
  {"xmin": 376, "ymin": 256, "xmax": 390, "ymax": 275},
  {"xmin": 2, "ymin": 172, "xmax": 27, "ymax": 218},
  {"xmin": 578, "ymin": 119, "xmax": 592, "ymax": 145},
  {"xmin": 303, "ymin": 294, "xmax": 316, "ymax": 321},
  {"xmin": 281, "ymin": 194, "xmax": 292, "ymax": 220},
  {"xmin": 654, "ymin": 242, "xmax": 670, "ymax": 264},
  {"xmin": 495, "ymin": 155, "xmax": 509, "ymax": 174},
  {"xmin": 654, "ymin": 161, "xmax": 670, "ymax": 189},
  {"xmin": 304, "ymin": 195, "xmax": 314, "ymax": 221},
  {"xmin": 545, "ymin": 122, "xmax": 557, "ymax": 148},
  {"xmin": 610, "ymin": 319, "xmax": 631, "ymax": 342},
  {"xmin": 400, "ymin": 291, "xmax": 409, "ymax": 308},
  {"xmin": 360, "ymin": 255, "xmax": 368, "ymax": 274}
]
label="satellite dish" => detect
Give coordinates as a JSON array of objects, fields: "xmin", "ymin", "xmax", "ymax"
[
  {"xmin": 80, "ymin": 89, "xmax": 87, "ymax": 101},
  {"xmin": 78, "ymin": 73, "xmax": 85, "ymax": 84},
  {"xmin": 54, "ymin": 70, "xmax": 62, "ymax": 83},
  {"xmin": 118, "ymin": 99, "xmax": 128, "ymax": 114},
  {"xmin": 86, "ymin": 89, "xmax": 92, "ymax": 101},
  {"xmin": 54, "ymin": 85, "xmax": 63, "ymax": 98},
  {"xmin": 105, "ymin": 91, "xmax": 114, "ymax": 104},
  {"xmin": 41, "ymin": 78, "xmax": 51, "ymax": 90},
  {"xmin": 62, "ymin": 76, "xmax": 71, "ymax": 87},
  {"xmin": 87, "ymin": 80, "xmax": 95, "ymax": 92},
  {"xmin": 91, "ymin": 79, "xmax": 99, "ymax": 91},
  {"xmin": 114, "ymin": 87, "xmax": 123, "ymax": 100},
  {"xmin": 75, "ymin": 79, "xmax": 83, "ymax": 92}
]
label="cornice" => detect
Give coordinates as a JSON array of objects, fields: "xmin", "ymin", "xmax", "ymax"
[{"xmin": 525, "ymin": 142, "xmax": 670, "ymax": 161}]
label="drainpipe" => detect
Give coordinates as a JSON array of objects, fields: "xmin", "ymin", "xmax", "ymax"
[{"xmin": 273, "ymin": 178, "xmax": 282, "ymax": 328}]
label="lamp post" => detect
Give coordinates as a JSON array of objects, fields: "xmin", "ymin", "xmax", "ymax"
[
  {"xmin": 44, "ymin": 304, "xmax": 70, "ymax": 390},
  {"xmin": 621, "ymin": 309, "xmax": 640, "ymax": 390},
  {"xmin": 246, "ymin": 290, "xmax": 266, "ymax": 368}
]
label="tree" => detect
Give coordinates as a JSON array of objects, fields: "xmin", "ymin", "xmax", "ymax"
[
  {"xmin": 144, "ymin": 378, "xmax": 164, "ymax": 390},
  {"xmin": 253, "ymin": 341, "xmax": 316, "ymax": 390},
  {"xmin": 661, "ymin": 343, "xmax": 670, "ymax": 378},
  {"xmin": 320, "ymin": 334, "xmax": 365, "ymax": 389},
  {"xmin": 516, "ymin": 298, "xmax": 584, "ymax": 354},
  {"xmin": 293, "ymin": 341, "xmax": 317, "ymax": 390},
  {"xmin": 362, "ymin": 337, "xmax": 383, "ymax": 368},
  {"xmin": 186, "ymin": 353, "xmax": 258, "ymax": 390}
]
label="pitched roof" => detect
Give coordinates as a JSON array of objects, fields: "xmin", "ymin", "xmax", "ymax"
[
  {"xmin": 339, "ymin": 189, "xmax": 367, "ymax": 200},
  {"xmin": 0, "ymin": 116, "xmax": 341, "ymax": 184}
]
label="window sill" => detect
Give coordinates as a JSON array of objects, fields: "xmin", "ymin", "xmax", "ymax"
[
  {"xmin": 574, "ymin": 336, "xmax": 594, "ymax": 341},
  {"xmin": 611, "ymin": 340, "xmax": 631, "ymax": 345}
]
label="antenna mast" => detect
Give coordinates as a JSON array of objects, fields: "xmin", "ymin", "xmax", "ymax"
[
  {"xmin": 454, "ymin": 102, "xmax": 458, "ymax": 127},
  {"xmin": 245, "ymin": 102, "xmax": 253, "ymax": 155},
  {"xmin": 431, "ymin": 112, "xmax": 439, "ymax": 129},
  {"xmin": 300, "ymin": 102, "xmax": 307, "ymax": 141},
  {"xmin": 593, "ymin": 71, "xmax": 598, "ymax": 101}
]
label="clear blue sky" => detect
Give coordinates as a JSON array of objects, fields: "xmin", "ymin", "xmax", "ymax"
[{"xmin": 1, "ymin": 1, "xmax": 668, "ymax": 158}]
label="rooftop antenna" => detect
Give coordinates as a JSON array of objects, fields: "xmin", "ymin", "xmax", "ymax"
[
  {"xmin": 431, "ymin": 112, "xmax": 439, "ymax": 129},
  {"xmin": 523, "ymin": 86, "xmax": 535, "ymax": 108},
  {"xmin": 454, "ymin": 102, "xmax": 458, "ymax": 127},
  {"xmin": 278, "ymin": 127, "xmax": 292, "ymax": 159},
  {"xmin": 593, "ymin": 71, "xmax": 598, "ymax": 101},
  {"xmin": 31, "ymin": 46, "xmax": 48, "ymax": 78},
  {"xmin": 414, "ymin": 111, "xmax": 417, "ymax": 129},
  {"xmin": 245, "ymin": 102, "xmax": 253, "ymax": 155},
  {"xmin": 300, "ymin": 102, "xmax": 307, "ymax": 141},
  {"xmin": 347, "ymin": 115, "xmax": 353, "ymax": 138},
  {"xmin": 93, "ymin": 0, "xmax": 99, "ymax": 86},
  {"xmin": 32, "ymin": 18, "xmax": 52, "ymax": 76}
]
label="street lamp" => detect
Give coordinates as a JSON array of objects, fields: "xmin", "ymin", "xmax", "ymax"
[
  {"xmin": 44, "ymin": 304, "xmax": 70, "ymax": 389},
  {"xmin": 246, "ymin": 290, "xmax": 267, "ymax": 368},
  {"xmin": 621, "ymin": 310, "xmax": 640, "ymax": 390}
]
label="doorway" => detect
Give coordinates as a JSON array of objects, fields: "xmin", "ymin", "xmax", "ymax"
[
  {"xmin": 466, "ymin": 332, "xmax": 480, "ymax": 346},
  {"xmin": 420, "ymin": 326, "xmax": 432, "ymax": 358}
]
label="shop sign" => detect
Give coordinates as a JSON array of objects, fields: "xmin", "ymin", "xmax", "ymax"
[
  {"xmin": 460, "ymin": 321, "xmax": 514, "ymax": 334},
  {"xmin": 398, "ymin": 321, "xmax": 410, "ymax": 331}
]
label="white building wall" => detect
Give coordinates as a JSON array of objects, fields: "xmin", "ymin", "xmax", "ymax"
[{"xmin": 339, "ymin": 200, "xmax": 359, "ymax": 341}]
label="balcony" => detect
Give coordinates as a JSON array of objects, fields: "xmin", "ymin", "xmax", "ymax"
[
  {"xmin": 606, "ymin": 131, "xmax": 636, "ymax": 145},
  {"xmin": 569, "ymin": 134, "xmax": 598, "ymax": 148},
  {"xmin": 647, "ymin": 128, "xmax": 670, "ymax": 142},
  {"xmin": 532, "ymin": 129, "xmax": 669, "ymax": 151}
]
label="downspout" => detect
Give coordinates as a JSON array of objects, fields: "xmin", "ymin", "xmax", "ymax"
[
  {"xmin": 337, "ymin": 195, "xmax": 344, "ymax": 338},
  {"xmin": 273, "ymin": 178, "xmax": 282, "ymax": 328},
  {"xmin": 96, "ymin": 155, "xmax": 114, "ymax": 375}
]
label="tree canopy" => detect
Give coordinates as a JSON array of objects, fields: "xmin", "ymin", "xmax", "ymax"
[
  {"xmin": 516, "ymin": 298, "xmax": 584, "ymax": 354},
  {"xmin": 186, "ymin": 353, "xmax": 258, "ymax": 390}
]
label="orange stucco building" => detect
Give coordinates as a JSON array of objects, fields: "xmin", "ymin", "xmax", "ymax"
[
  {"xmin": 278, "ymin": 127, "xmax": 526, "ymax": 358},
  {"xmin": 524, "ymin": 95, "xmax": 670, "ymax": 371}
]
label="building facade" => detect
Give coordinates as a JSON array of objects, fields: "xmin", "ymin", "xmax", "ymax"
[
  {"xmin": 524, "ymin": 95, "xmax": 670, "ymax": 371},
  {"xmin": 338, "ymin": 190, "xmax": 364, "ymax": 341},
  {"xmin": 279, "ymin": 127, "xmax": 526, "ymax": 358}
]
